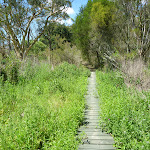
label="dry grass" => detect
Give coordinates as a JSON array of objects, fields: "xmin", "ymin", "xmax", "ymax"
[
  {"xmin": 121, "ymin": 58, "xmax": 150, "ymax": 91},
  {"xmin": 43, "ymin": 42, "xmax": 83, "ymax": 67}
]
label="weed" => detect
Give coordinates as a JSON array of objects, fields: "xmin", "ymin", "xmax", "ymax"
[
  {"xmin": 0, "ymin": 62, "xmax": 90, "ymax": 149},
  {"xmin": 96, "ymin": 71, "xmax": 150, "ymax": 150}
]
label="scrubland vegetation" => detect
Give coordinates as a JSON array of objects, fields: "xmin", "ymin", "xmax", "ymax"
[
  {"xmin": 96, "ymin": 71, "xmax": 150, "ymax": 149},
  {"xmin": 0, "ymin": 0, "xmax": 150, "ymax": 149},
  {"xmin": 0, "ymin": 62, "xmax": 90, "ymax": 149}
]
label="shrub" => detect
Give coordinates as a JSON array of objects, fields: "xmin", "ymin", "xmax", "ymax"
[
  {"xmin": 30, "ymin": 41, "xmax": 47, "ymax": 54},
  {"xmin": 96, "ymin": 71, "xmax": 150, "ymax": 149},
  {"xmin": 0, "ymin": 62, "xmax": 90, "ymax": 149},
  {"xmin": 0, "ymin": 52, "xmax": 20, "ymax": 84}
]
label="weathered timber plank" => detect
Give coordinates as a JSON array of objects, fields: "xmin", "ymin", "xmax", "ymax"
[
  {"xmin": 81, "ymin": 135, "xmax": 113, "ymax": 140},
  {"xmin": 78, "ymin": 131, "xmax": 111, "ymax": 136},
  {"xmin": 82, "ymin": 139, "xmax": 114, "ymax": 145},
  {"xmin": 78, "ymin": 144, "xmax": 115, "ymax": 149}
]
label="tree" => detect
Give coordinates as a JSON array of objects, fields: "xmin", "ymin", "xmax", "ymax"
[
  {"xmin": 135, "ymin": 0, "xmax": 150, "ymax": 58},
  {"xmin": 40, "ymin": 22, "xmax": 72, "ymax": 51},
  {"xmin": 114, "ymin": 0, "xmax": 150, "ymax": 59},
  {"xmin": 89, "ymin": 0, "xmax": 115, "ymax": 68},
  {"xmin": 30, "ymin": 41, "xmax": 47, "ymax": 54},
  {"xmin": 72, "ymin": 0, "xmax": 115, "ymax": 67},
  {"xmin": 72, "ymin": 0, "xmax": 93, "ymax": 62},
  {"xmin": 73, "ymin": 0, "xmax": 150, "ymax": 66},
  {"xmin": 0, "ymin": 0, "xmax": 71, "ymax": 59}
]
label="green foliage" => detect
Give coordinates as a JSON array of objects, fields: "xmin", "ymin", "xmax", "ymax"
[
  {"xmin": 55, "ymin": 23, "xmax": 72, "ymax": 43},
  {"xmin": 0, "ymin": 62, "xmax": 90, "ymax": 149},
  {"xmin": 96, "ymin": 71, "xmax": 150, "ymax": 149},
  {"xmin": 0, "ymin": 0, "xmax": 72, "ymax": 59},
  {"xmin": 30, "ymin": 40, "xmax": 47, "ymax": 54},
  {"xmin": 72, "ymin": 0, "xmax": 116, "ymax": 67},
  {"xmin": 91, "ymin": 2, "xmax": 109, "ymax": 28},
  {"xmin": 0, "ymin": 52, "xmax": 21, "ymax": 84},
  {"xmin": 40, "ymin": 22, "xmax": 72, "ymax": 51},
  {"xmin": 90, "ymin": 0, "xmax": 115, "ymax": 52},
  {"xmin": 51, "ymin": 43, "xmax": 82, "ymax": 65},
  {"xmin": 91, "ymin": 1, "xmax": 115, "ymax": 31},
  {"xmin": 72, "ymin": 0, "xmax": 93, "ymax": 60}
]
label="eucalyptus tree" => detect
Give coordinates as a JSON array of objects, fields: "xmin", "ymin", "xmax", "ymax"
[
  {"xmin": 72, "ymin": 0, "xmax": 93, "ymax": 62},
  {"xmin": 40, "ymin": 22, "xmax": 72, "ymax": 51},
  {"xmin": 90, "ymin": 0, "xmax": 116, "ymax": 67},
  {"xmin": 136, "ymin": 0, "xmax": 150, "ymax": 58},
  {"xmin": 73, "ymin": 0, "xmax": 115, "ymax": 67},
  {"xmin": 114, "ymin": 0, "xmax": 150, "ymax": 58},
  {"xmin": 113, "ymin": 0, "xmax": 134, "ymax": 54},
  {"xmin": 0, "ymin": 0, "xmax": 72, "ymax": 59}
]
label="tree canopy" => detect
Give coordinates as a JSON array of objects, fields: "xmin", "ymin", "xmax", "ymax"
[
  {"xmin": 72, "ymin": 0, "xmax": 115, "ymax": 67},
  {"xmin": 73, "ymin": 0, "xmax": 150, "ymax": 67},
  {"xmin": 0, "ymin": 0, "xmax": 72, "ymax": 59}
]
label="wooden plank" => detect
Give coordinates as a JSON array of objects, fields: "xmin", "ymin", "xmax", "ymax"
[
  {"xmin": 82, "ymin": 119, "xmax": 99, "ymax": 122},
  {"xmin": 85, "ymin": 110, "xmax": 99, "ymax": 112},
  {"xmin": 84, "ymin": 112, "xmax": 99, "ymax": 116},
  {"xmin": 83, "ymin": 135, "xmax": 113, "ymax": 140},
  {"xmin": 85, "ymin": 110, "xmax": 100, "ymax": 112},
  {"xmin": 78, "ymin": 144, "xmax": 115, "ymax": 149},
  {"xmin": 85, "ymin": 112, "xmax": 99, "ymax": 115},
  {"xmin": 82, "ymin": 139, "xmax": 114, "ymax": 145},
  {"xmin": 83, "ymin": 118, "xmax": 100, "ymax": 122},
  {"xmin": 83, "ymin": 117, "xmax": 99, "ymax": 119},
  {"xmin": 81, "ymin": 122, "xmax": 99, "ymax": 126},
  {"xmin": 84, "ymin": 115, "xmax": 100, "ymax": 119},
  {"xmin": 78, "ymin": 126, "xmax": 101, "ymax": 131},
  {"xmin": 78, "ymin": 131, "xmax": 111, "ymax": 136},
  {"xmin": 78, "ymin": 128, "xmax": 102, "ymax": 132}
]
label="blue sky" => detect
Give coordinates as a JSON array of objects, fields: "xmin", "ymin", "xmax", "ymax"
[
  {"xmin": 64, "ymin": 0, "xmax": 89, "ymax": 25},
  {"xmin": 71, "ymin": 0, "xmax": 89, "ymax": 19}
]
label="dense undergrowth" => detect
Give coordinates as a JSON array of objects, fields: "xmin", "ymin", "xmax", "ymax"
[
  {"xmin": 96, "ymin": 71, "xmax": 150, "ymax": 150},
  {"xmin": 0, "ymin": 62, "xmax": 90, "ymax": 149}
]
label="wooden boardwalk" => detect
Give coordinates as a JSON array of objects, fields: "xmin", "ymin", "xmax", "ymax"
[{"xmin": 78, "ymin": 72, "xmax": 115, "ymax": 150}]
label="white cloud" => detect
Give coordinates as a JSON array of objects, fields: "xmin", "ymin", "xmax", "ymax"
[
  {"xmin": 47, "ymin": 3, "xmax": 75, "ymax": 26},
  {"xmin": 60, "ymin": 7, "xmax": 75, "ymax": 25},
  {"xmin": 62, "ymin": 7, "xmax": 75, "ymax": 15},
  {"xmin": 58, "ymin": 18, "xmax": 73, "ymax": 26},
  {"xmin": 66, "ymin": 7, "xmax": 75, "ymax": 15},
  {"xmin": 65, "ymin": 18, "xmax": 73, "ymax": 25}
]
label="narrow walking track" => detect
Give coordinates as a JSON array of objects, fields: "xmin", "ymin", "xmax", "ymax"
[{"xmin": 78, "ymin": 72, "xmax": 115, "ymax": 150}]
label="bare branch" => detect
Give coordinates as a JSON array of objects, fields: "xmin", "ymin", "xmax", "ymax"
[{"xmin": 21, "ymin": 8, "xmax": 43, "ymax": 51}]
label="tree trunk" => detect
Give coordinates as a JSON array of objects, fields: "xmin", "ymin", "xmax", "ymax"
[
  {"xmin": 126, "ymin": 23, "xmax": 130, "ymax": 53},
  {"xmin": 8, "ymin": 35, "xmax": 11, "ymax": 52},
  {"xmin": 96, "ymin": 50, "xmax": 104, "ymax": 69},
  {"xmin": 27, "ymin": 28, "xmax": 31, "ymax": 48}
]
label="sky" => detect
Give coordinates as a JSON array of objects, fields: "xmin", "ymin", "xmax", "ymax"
[{"xmin": 63, "ymin": 0, "xmax": 89, "ymax": 25}]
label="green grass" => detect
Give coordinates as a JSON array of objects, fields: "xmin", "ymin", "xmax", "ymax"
[
  {"xmin": 0, "ymin": 62, "xmax": 90, "ymax": 149},
  {"xmin": 96, "ymin": 71, "xmax": 150, "ymax": 150}
]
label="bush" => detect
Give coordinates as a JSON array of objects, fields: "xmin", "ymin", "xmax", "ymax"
[
  {"xmin": 96, "ymin": 71, "xmax": 150, "ymax": 150},
  {"xmin": 30, "ymin": 41, "xmax": 47, "ymax": 54},
  {"xmin": 0, "ymin": 62, "xmax": 90, "ymax": 149},
  {"xmin": 0, "ymin": 52, "xmax": 20, "ymax": 84},
  {"xmin": 0, "ymin": 68, "xmax": 7, "ymax": 82}
]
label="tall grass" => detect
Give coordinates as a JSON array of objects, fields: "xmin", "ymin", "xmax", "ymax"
[
  {"xmin": 0, "ymin": 62, "xmax": 90, "ymax": 149},
  {"xmin": 96, "ymin": 71, "xmax": 150, "ymax": 150}
]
